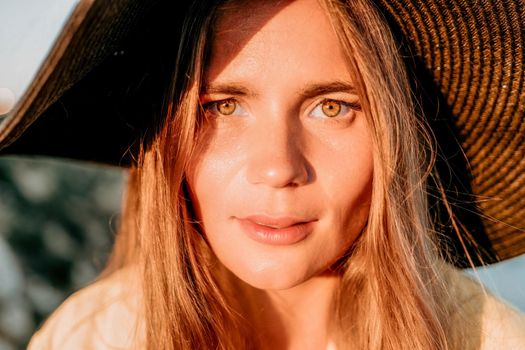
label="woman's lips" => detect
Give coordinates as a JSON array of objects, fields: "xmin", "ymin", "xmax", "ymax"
[{"xmin": 237, "ymin": 215, "xmax": 316, "ymax": 245}]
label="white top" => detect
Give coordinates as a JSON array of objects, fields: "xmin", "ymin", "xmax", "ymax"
[{"xmin": 27, "ymin": 266, "xmax": 525, "ymax": 349}]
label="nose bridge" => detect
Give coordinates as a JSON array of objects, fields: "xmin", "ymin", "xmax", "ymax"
[{"xmin": 246, "ymin": 113, "xmax": 309, "ymax": 188}]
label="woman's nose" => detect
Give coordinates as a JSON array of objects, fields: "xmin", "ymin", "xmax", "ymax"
[{"xmin": 245, "ymin": 121, "xmax": 311, "ymax": 188}]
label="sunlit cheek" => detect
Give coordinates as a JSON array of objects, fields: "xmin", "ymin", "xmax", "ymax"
[{"xmin": 188, "ymin": 145, "xmax": 248, "ymax": 241}]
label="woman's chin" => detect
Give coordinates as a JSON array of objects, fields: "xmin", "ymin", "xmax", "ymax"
[{"xmin": 229, "ymin": 264, "xmax": 314, "ymax": 291}]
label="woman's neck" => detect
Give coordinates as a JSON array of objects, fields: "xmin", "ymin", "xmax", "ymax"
[{"xmin": 226, "ymin": 270, "xmax": 340, "ymax": 350}]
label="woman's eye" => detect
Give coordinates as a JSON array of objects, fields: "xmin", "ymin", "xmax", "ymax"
[
  {"xmin": 204, "ymin": 98, "xmax": 246, "ymax": 117},
  {"xmin": 309, "ymin": 99, "xmax": 360, "ymax": 119}
]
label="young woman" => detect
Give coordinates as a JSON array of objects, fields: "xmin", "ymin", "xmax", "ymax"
[{"xmin": 5, "ymin": 0, "xmax": 524, "ymax": 349}]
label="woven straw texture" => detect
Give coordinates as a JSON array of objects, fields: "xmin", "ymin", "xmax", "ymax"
[
  {"xmin": 377, "ymin": 0, "xmax": 525, "ymax": 262},
  {"xmin": 0, "ymin": 0, "xmax": 150, "ymax": 152}
]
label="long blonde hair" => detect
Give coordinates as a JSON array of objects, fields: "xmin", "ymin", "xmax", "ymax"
[{"xmin": 104, "ymin": 0, "xmax": 461, "ymax": 349}]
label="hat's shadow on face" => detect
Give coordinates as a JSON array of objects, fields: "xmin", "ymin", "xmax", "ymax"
[
  {"xmin": 189, "ymin": 0, "xmax": 295, "ymax": 142},
  {"xmin": 203, "ymin": 0, "xmax": 294, "ymax": 82}
]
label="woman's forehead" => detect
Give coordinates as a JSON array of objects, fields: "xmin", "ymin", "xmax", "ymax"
[
  {"xmin": 214, "ymin": 0, "xmax": 295, "ymax": 34},
  {"xmin": 206, "ymin": 0, "xmax": 352, "ymax": 88}
]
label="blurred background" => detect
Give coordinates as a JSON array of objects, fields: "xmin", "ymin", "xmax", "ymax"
[
  {"xmin": 0, "ymin": 0, "xmax": 524, "ymax": 349},
  {"xmin": 0, "ymin": 157, "xmax": 124, "ymax": 349}
]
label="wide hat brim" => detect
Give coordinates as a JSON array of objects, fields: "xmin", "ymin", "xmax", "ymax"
[{"xmin": 0, "ymin": 0, "xmax": 523, "ymax": 267}]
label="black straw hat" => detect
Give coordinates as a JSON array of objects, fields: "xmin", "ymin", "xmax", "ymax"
[{"xmin": 0, "ymin": 0, "xmax": 523, "ymax": 267}]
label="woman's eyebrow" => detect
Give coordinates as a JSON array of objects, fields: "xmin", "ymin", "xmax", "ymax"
[
  {"xmin": 201, "ymin": 83, "xmax": 256, "ymax": 97},
  {"xmin": 202, "ymin": 81, "xmax": 357, "ymax": 98},
  {"xmin": 299, "ymin": 81, "xmax": 357, "ymax": 99}
]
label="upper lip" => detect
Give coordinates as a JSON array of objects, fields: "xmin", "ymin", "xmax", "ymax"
[{"xmin": 238, "ymin": 215, "xmax": 315, "ymax": 229}]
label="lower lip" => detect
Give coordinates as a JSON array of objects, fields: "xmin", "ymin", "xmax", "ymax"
[{"xmin": 237, "ymin": 219, "xmax": 314, "ymax": 245}]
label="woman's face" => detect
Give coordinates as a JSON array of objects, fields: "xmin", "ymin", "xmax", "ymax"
[{"xmin": 187, "ymin": 0, "xmax": 373, "ymax": 290}]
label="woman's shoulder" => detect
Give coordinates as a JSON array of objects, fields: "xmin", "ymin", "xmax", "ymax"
[
  {"xmin": 446, "ymin": 265, "xmax": 525, "ymax": 350},
  {"xmin": 27, "ymin": 266, "xmax": 145, "ymax": 350},
  {"xmin": 479, "ymin": 288, "xmax": 525, "ymax": 349}
]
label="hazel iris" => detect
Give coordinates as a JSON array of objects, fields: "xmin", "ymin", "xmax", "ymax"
[
  {"xmin": 321, "ymin": 100, "xmax": 342, "ymax": 117},
  {"xmin": 217, "ymin": 99, "xmax": 236, "ymax": 115}
]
